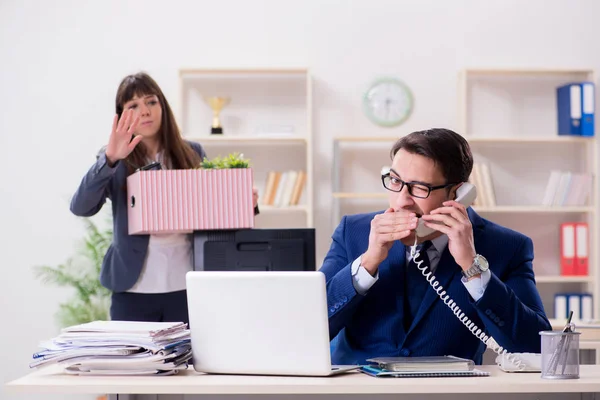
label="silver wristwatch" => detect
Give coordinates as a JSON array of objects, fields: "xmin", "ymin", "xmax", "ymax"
[{"xmin": 461, "ymin": 254, "xmax": 489, "ymax": 279}]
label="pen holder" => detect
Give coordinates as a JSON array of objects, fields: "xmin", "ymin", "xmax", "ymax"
[{"xmin": 539, "ymin": 330, "xmax": 581, "ymax": 379}]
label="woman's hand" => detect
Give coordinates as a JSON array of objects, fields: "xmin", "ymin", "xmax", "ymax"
[
  {"xmin": 105, "ymin": 109, "xmax": 143, "ymax": 166},
  {"xmin": 253, "ymin": 188, "xmax": 259, "ymax": 208}
]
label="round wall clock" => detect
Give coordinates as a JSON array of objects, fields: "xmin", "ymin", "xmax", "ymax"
[{"xmin": 363, "ymin": 77, "xmax": 414, "ymax": 127}]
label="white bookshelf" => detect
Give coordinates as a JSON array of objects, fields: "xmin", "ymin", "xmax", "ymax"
[
  {"xmin": 536, "ymin": 276, "xmax": 595, "ymax": 284},
  {"xmin": 331, "ymin": 68, "xmax": 598, "ymax": 319},
  {"xmin": 333, "ymin": 193, "xmax": 594, "ymax": 213},
  {"xmin": 188, "ymin": 136, "xmax": 308, "ymax": 144},
  {"xmin": 177, "ymin": 68, "xmax": 313, "ymax": 229},
  {"xmin": 459, "ymin": 68, "xmax": 598, "ymax": 320},
  {"xmin": 334, "ymin": 135, "xmax": 592, "ymax": 144}
]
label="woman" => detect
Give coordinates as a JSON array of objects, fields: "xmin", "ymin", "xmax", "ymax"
[{"xmin": 70, "ymin": 72, "xmax": 255, "ymax": 324}]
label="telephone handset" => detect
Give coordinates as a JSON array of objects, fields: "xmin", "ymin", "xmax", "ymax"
[
  {"xmin": 415, "ymin": 182, "xmax": 478, "ymax": 237},
  {"xmin": 410, "ymin": 181, "xmax": 527, "ymax": 371}
]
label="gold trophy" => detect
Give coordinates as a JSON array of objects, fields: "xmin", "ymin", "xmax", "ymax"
[{"xmin": 204, "ymin": 96, "xmax": 231, "ymax": 134}]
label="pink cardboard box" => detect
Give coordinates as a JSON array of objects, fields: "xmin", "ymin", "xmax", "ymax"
[{"xmin": 127, "ymin": 168, "xmax": 254, "ymax": 234}]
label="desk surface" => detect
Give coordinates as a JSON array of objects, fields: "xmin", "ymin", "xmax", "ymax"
[{"xmin": 5, "ymin": 365, "xmax": 600, "ymax": 395}]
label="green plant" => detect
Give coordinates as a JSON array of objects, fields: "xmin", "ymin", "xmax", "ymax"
[
  {"xmin": 34, "ymin": 217, "xmax": 112, "ymax": 328},
  {"xmin": 199, "ymin": 152, "xmax": 250, "ymax": 169}
]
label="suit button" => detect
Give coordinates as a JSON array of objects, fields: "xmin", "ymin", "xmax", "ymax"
[
  {"xmin": 342, "ymin": 296, "xmax": 348, "ymax": 302},
  {"xmin": 489, "ymin": 312, "xmax": 496, "ymax": 320},
  {"xmin": 494, "ymin": 317, "xmax": 500, "ymax": 323},
  {"xmin": 485, "ymin": 309, "xmax": 492, "ymax": 316},
  {"xmin": 400, "ymin": 349, "xmax": 410, "ymax": 356},
  {"xmin": 329, "ymin": 307, "xmax": 335, "ymax": 313},
  {"xmin": 499, "ymin": 321, "xmax": 505, "ymax": 327}
]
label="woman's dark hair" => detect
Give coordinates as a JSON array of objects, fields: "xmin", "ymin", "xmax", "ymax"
[
  {"xmin": 115, "ymin": 72, "xmax": 201, "ymax": 174},
  {"xmin": 390, "ymin": 128, "xmax": 473, "ymax": 184}
]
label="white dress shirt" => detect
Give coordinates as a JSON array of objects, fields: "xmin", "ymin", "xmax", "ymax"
[
  {"xmin": 127, "ymin": 152, "xmax": 193, "ymax": 293},
  {"xmin": 351, "ymin": 234, "xmax": 491, "ymax": 300}
]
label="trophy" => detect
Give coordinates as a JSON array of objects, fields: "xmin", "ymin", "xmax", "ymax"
[{"xmin": 204, "ymin": 96, "xmax": 231, "ymax": 134}]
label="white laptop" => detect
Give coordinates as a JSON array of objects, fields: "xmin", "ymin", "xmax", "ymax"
[{"xmin": 185, "ymin": 271, "xmax": 359, "ymax": 376}]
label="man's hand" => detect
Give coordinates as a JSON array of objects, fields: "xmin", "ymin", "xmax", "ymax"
[
  {"xmin": 361, "ymin": 208, "xmax": 416, "ymax": 276},
  {"xmin": 421, "ymin": 200, "xmax": 476, "ymax": 274}
]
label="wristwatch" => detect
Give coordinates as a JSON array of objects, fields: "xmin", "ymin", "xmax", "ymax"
[{"xmin": 461, "ymin": 254, "xmax": 489, "ymax": 279}]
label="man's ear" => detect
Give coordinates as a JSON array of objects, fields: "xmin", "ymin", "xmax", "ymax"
[{"xmin": 450, "ymin": 182, "xmax": 464, "ymax": 200}]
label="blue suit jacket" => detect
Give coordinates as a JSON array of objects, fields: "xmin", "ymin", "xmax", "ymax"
[
  {"xmin": 321, "ymin": 208, "xmax": 552, "ymax": 365},
  {"xmin": 69, "ymin": 142, "xmax": 206, "ymax": 292}
]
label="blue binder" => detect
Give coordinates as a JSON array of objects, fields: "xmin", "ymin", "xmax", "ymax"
[
  {"xmin": 580, "ymin": 82, "xmax": 595, "ymax": 137},
  {"xmin": 557, "ymin": 83, "xmax": 582, "ymax": 136}
]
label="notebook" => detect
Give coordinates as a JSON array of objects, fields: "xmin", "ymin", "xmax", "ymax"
[
  {"xmin": 367, "ymin": 355, "xmax": 474, "ymax": 372},
  {"xmin": 362, "ymin": 355, "xmax": 488, "ymax": 378},
  {"xmin": 361, "ymin": 365, "xmax": 490, "ymax": 378}
]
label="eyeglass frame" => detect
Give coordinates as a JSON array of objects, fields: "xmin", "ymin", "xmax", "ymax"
[{"xmin": 380, "ymin": 167, "xmax": 459, "ymax": 199}]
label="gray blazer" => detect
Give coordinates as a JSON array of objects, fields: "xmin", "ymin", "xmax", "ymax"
[{"xmin": 70, "ymin": 142, "xmax": 207, "ymax": 292}]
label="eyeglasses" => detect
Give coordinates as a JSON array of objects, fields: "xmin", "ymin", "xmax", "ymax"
[{"xmin": 381, "ymin": 168, "xmax": 457, "ymax": 199}]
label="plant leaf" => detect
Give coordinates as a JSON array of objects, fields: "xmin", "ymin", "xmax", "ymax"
[{"xmin": 35, "ymin": 216, "xmax": 113, "ymax": 328}]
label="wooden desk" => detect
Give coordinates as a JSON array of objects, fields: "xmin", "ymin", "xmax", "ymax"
[{"xmin": 4, "ymin": 365, "xmax": 600, "ymax": 400}]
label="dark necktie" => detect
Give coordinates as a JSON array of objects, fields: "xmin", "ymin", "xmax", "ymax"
[{"xmin": 404, "ymin": 241, "xmax": 433, "ymax": 331}]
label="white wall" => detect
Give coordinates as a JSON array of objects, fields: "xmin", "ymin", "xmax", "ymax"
[{"xmin": 1, "ymin": 0, "xmax": 599, "ymax": 398}]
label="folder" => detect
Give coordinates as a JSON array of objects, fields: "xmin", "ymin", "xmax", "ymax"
[
  {"xmin": 575, "ymin": 222, "xmax": 589, "ymax": 276},
  {"xmin": 557, "ymin": 84, "xmax": 582, "ymax": 136},
  {"xmin": 581, "ymin": 294, "xmax": 594, "ymax": 321},
  {"xmin": 568, "ymin": 294, "xmax": 581, "ymax": 320},
  {"xmin": 560, "ymin": 223, "xmax": 576, "ymax": 276},
  {"xmin": 581, "ymin": 82, "xmax": 595, "ymax": 137},
  {"xmin": 554, "ymin": 294, "xmax": 568, "ymax": 319}
]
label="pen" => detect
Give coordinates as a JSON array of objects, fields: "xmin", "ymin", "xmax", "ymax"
[
  {"xmin": 563, "ymin": 311, "xmax": 574, "ymax": 332},
  {"xmin": 559, "ymin": 311, "xmax": 575, "ymax": 374},
  {"xmin": 549, "ymin": 311, "xmax": 574, "ymax": 375}
]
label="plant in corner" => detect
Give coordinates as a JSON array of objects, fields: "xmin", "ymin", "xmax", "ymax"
[{"xmin": 34, "ymin": 217, "xmax": 112, "ymax": 328}]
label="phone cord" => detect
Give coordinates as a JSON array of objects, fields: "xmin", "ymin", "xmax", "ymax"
[{"xmin": 410, "ymin": 244, "xmax": 525, "ymax": 371}]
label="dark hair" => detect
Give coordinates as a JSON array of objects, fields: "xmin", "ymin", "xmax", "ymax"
[
  {"xmin": 115, "ymin": 72, "xmax": 201, "ymax": 174},
  {"xmin": 390, "ymin": 128, "xmax": 473, "ymax": 184}
]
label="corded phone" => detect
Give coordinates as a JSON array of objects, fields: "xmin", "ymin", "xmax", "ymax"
[
  {"xmin": 411, "ymin": 182, "xmax": 538, "ymax": 372},
  {"xmin": 415, "ymin": 182, "xmax": 478, "ymax": 238}
]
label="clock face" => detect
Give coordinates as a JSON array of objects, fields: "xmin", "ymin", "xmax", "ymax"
[{"xmin": 363, "ymin": 78, "xmax": 413, "ymax": 127}]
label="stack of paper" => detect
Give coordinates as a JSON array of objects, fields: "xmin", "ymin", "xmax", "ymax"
[{"xmin": 30, "ymin": 321, "xmax": 192, "ymax": 376}]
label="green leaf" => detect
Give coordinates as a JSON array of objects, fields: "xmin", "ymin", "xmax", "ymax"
[
  {"xmin": 34, "ymin": 216, "xmax": 113, "ymax": 328},
  {"xmin": 197, "ymin": 152, "xmax": 250, "ymax": 169}
]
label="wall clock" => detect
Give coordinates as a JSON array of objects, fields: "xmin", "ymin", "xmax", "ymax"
[{"xmin": 363, "ymin": 77, "xmax": 414, "ymax": 127}]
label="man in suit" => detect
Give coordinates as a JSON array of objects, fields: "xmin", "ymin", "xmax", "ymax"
[{"xmin": 321, "ymin": 128, "xmax": 551, "ymax": 365}]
